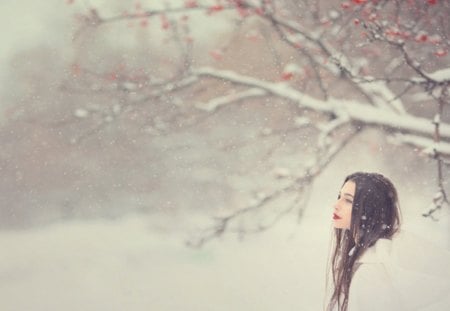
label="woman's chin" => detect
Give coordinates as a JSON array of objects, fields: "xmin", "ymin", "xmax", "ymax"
[{"xmin": 332, "ymin": 221, "xmax": 348, "ymax": 230}]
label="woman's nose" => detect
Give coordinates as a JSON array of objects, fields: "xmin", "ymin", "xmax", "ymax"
[{"xmin": 333, "ymin": 200, "xmax": 340, "ymax": 211}]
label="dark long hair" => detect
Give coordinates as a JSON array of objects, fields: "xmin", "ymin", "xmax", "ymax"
[{"xmin": 327, "ymin": 172, "xmax": 401, "ymax": 311}]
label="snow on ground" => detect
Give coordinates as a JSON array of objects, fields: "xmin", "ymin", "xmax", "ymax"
[
  {"xmin": 1, "ymin": 130, "xmax": 448, "ymax": 311},
  {"xmin": 0, "ymin": 199, "xmax": 448, "ymax": 310},
  {"xmin": 0, "ymin": 214, "xmax": 330, "ymax": 311}
]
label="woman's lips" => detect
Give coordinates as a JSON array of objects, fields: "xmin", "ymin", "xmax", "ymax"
[{"xmin": 333, "ymin": 213, "xmax": 341, "ymax": 220}]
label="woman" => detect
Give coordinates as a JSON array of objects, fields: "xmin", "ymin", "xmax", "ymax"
[
  {"xmin": 327, "ymin": 172, "xmax": 403, "ymax": 311},
  {"xmin": 326, "ymin": 172, "xmax": 450, "ymax": 311}
]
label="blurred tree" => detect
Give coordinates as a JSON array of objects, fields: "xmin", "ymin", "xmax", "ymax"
[
  {"xmin": 4, "ymin": 0, "xmax": 448, "ymax": 242},
  {"xmin": 61, "ymin": 0, "xmax": 450, "ymax": 246}
]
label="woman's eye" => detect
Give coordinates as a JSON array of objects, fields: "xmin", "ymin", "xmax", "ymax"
[{"xmin": 346, "ymin": 199, "xmax": 353, "ymax": 204}]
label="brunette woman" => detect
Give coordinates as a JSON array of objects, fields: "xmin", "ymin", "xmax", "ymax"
[{"xmin": 327, "ymin": 172, "xmax": 403, "ymax": 311}]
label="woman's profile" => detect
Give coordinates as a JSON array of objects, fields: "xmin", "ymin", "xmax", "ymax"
[
  {"xmin": 327, "ymin": 172, "xmax": 402, "ymax": 311},
  {"xmin": 326, "ymin": 172, "xmax": 450, "ymax": 311}
]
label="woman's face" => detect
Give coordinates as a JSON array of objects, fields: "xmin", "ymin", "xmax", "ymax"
[{"xmin": 333, "ymin": 180, "xmax": 355, "ymax": 230}]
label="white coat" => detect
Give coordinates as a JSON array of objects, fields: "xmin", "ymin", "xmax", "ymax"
[{"xmin": 347, "ymin": 231, "xmax": 450, "ymax": 311}]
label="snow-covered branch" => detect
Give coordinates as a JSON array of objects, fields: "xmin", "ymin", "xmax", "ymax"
[
  {"xmin": 194, "ymin": 67, "xmax": 450, "ymax": 140},
  {"xmin": 266, "ymin": 12, "xmax": 407, "ymax": 114},
  {"xmin": 393, "ymin": 134, "xmax": 450, "ymax": 158},
  {"xmin": 195, "ymin": 88, "xmax": 267, "ymax": 111}
]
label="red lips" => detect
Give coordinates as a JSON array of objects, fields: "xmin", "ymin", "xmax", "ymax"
[{"xmin": 333, "ymin": 213, "xmax": 341, "ymax": 220}]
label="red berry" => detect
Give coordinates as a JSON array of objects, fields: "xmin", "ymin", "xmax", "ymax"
[
  {"xmin": 135, "ymin": 1, "xmax": 141, "ymax": 10},
  {"xmin": 415, "ymin": 34, "xmax": 428, "ymax": 42},
  {"xmin": 184, "ymin": 0, "xmax": 198, "ymax": 8},
  {"xmin": 254, "ymin": 7, "xmax": 264, "ymax": 15},
  {"xmin": 209, "ymin": 49, "xmax": 223, "ymax": 61},
  {"xmin": 160, "ymin": 15, "xmax": 170, "ymax": 29},
  {"xmin": 140, "ymin": 19, "xmax": 148, "ymax": 27},
  {"xmin": 434, "ymin": 49, "xmax": 447, "ymax": 57},
  {"xmin": 281, "ymin": 72, "xmax": 294, "ymax": 81},
  {"xmin": 208, "ymin": 4, "xmax": 224, "ymax": 13}
]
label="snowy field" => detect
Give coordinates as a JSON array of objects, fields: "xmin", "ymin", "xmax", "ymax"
[
  {"xmin": 1, "ymin": 131, "xmax": 449, "ymax": 311},
  {"xmin": 0, "ymin": 214, "xmax": 331, "ymax": 311},
  {"xmin": 0, "ymin": 196, "xmax": 448, "ymax": 311}
]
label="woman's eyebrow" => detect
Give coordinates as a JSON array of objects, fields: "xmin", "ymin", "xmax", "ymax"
[{"xmin": 341, "ymin": 192, "xmax": 354, "ymax": 198}]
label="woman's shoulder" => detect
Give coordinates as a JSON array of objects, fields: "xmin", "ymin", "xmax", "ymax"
[
  {"xmin": 349, "ymin": 262, "xmax": 405, "ymax": 311},
  {"xmin": 358, "ymin": 230, "xmax": 450, "ymax": 270},
  {"xmin": 354, "ymin": 230, "xmax": 450, "ymax": 310}
]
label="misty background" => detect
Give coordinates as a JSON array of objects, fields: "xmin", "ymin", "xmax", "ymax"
[{"xmin": 0, "ymin": 1, "xmax": 449, "ymax": 310}]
